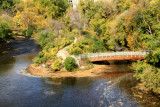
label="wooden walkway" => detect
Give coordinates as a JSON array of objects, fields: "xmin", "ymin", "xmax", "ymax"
[{"xmin": 76, "ymin": 51, "xmax": 149, "ymax": 62}]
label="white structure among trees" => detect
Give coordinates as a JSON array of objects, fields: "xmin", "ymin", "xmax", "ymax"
[{"xmin": 68, "ymin": 0, "xmax": 98, "ymax": 9}]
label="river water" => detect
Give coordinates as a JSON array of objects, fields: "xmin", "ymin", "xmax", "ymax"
[{"xmin": 0, "ymin": 39, "xmax": 159, "ymax": 107}]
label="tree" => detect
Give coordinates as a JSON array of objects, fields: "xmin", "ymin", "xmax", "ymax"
[
  {"xmin": 36, "ymin": 0, "xmax": 68, "ymax": 19},
  {"xmin": 0, "ymin": 0, "xmax": 21, "ymax": 13},
  {"xmin": 13, "ymin": 0, "xmax": 39, "ymax": 30},
  {"xmin": 89, "ymin": 13, "xmax": 106, "ymax": 36},
  {"xmin": 63, "ymin": 57, "xmax": 77, "ymax": 71},
  {"xmin": 51, "ymin": 58, "xmax": 62, "ymax": 71},
  {"xmin": 114, "ymin": 0, "xmax": 131, "ymax": 13},
  {"xmin": 0, "ymin": 20, "xmax": 13, "ymax": 40},
  {"xmin": 13, "ymin": 0, "xmax": 69, "ymax": 35}
]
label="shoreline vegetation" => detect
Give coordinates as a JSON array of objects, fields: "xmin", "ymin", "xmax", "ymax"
[
  {"xmin": 0, "ymin": 39, "xmax": 6, "ymax": 48},
  {"xmin": 1, "ymin": 0, "xmax": 160, "ymax": 96}
]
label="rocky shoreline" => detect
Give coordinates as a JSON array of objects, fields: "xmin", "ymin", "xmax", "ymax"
[{"xmin": 22, "ymin": 64, "xmax": 111, "ymax": 78}]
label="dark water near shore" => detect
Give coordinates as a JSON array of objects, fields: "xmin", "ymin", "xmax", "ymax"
[{"xmin": 0, "ymin": 39, "xmax": 160, "ymax": 107}]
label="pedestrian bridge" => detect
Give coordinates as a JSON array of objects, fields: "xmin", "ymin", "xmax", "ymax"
[{"xmin": 76, "ymin": 51, "xmax": 149, "ymax": 62}]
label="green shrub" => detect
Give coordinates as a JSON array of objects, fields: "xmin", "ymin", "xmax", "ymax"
[
  {"xmin": 86, "ymin": 38, "xmax": 106, "ymax": 53},
  {"xmin": 63, "ymin": 57, "xmax": 77, "ymax": 71},
  {"xmin": 26, "ymin": 26, "xmax": 35, "ymax": 37},
  {"xmin": 22, "ymin": 29, "xmax": 27, "ymax": 36},
  {"xmin": 43, "ymin": 43, "xmax": 55, "ymax": 51},
  {"xmin": 21, "ymin": 26, "xmax": 35, "ymax": 37},
  {"xmin": 72, "ymin": 47, "xmax": 83, "ymax": 55},
  {"xmin": 54, "ymin": 38, "xmax": 73, "ymax": 49},
  {"xmin": 51, "ymin": 58, "xmax": 62, "ymax": 71},
  {"xmin": 0, "ymin": 21, "xmax": 13, "ymax": 40},
  {"xmin": 67, "ymin": 38, "xmax": 106, "ymax": 55},
  {"xmin": 67, "ymin": 46, "xmax": 83, "ymax": 55},
  {"xmin": 132, "ymin": 61, "xmax": 150, "ymax": 80},
  {"xmin": 33, "ymin": 52, "xmax": 47, "ymax": 64},
  {"xmin": 132, "ymin": 61, "xmax": 160, "ymax": 94},
  {"xmin": 33, "ymin": 57, "xmax": 46, "ymax": 64},
  {"xmin": 0, "ymin": 0, "xmax": 21, "ymax": 12},
  {"xmin": 140, "ymin": 67, "xmax": 160, "ymax": 94},
  {"xmin": 38, "ymin": 31, "xmax": 56, "ymax": 47}
]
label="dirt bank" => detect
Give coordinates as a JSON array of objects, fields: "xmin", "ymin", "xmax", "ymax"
[{"xmin": 23, "ymin": 64, "xmax": 111, "ymax": 78}]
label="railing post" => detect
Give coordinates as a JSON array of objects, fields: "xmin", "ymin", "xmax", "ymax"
[{"xmin": 98, "ymin": 53, "xmax": 99, "ymax": 60}]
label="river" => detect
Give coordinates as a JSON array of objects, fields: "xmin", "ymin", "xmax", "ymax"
[{"xmin": 0, "ymin": 39, "xmax": 159, "ymax": 107}]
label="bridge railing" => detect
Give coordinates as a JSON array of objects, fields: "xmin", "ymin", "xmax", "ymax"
[{"xmin": 75, "ymin": 51, "xmax": 149, "ymax": 60}]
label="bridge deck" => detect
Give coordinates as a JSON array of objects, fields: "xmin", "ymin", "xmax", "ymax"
[{"xmin": 76, "ymin": 51, "xmax": 149, "ymax": 62}]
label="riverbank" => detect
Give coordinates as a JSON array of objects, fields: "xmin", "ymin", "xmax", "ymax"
[
  {"xmin": 0, "ymin": 39, "xmax": 6, "ymax": 48},
  {"xmin": 131, "ymin": 83, "xmax": 160, "ymax": 106},
  {"xmin": 0, "ymin": 39, "xmax": 14, "ymax": 55},
  {"xmin": 23, "ymin": 64, "xmax": 111, "ymax": 78}
]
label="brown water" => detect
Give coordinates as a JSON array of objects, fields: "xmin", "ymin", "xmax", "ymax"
[{"xmin": 0, "ymin": 39, "xmax": 159, "ymax": 107}]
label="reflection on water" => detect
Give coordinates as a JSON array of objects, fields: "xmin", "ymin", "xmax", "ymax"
[
  {"xmin": 0, "ymin": 40, "xmax": 160, "ymax": 107},
  {"xmin": 0, "ymin": 57, "xmax": 16, "ymax": 75},
  {"xmin": 109, "ymin": 60, "xmax": 133, "ymax": 72},
  {"xmin": 41, "ymin": 75, "xmax": 139, "ymax": 107}
]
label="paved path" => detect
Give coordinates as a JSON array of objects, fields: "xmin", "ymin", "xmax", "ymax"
[
  {"xmin": 56, "ymin": 37, "xmax": 78, "ymax": 62},
  {"xmin": 57, "ymin": 46, "xmax": 70, "ymax": 61}
]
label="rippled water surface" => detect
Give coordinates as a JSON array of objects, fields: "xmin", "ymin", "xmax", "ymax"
[{"xmin": 0, "ymin": 39, "xmax": 159, "ymax": 107}]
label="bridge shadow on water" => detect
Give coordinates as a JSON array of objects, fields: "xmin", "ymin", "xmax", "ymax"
[
  {"xmin": 92, "ymin": 60, "xmax": 134, "ymax": 73},
  {"xmin": 92, "ymin": 60, "xmax": 133, "ymax": 65}
]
